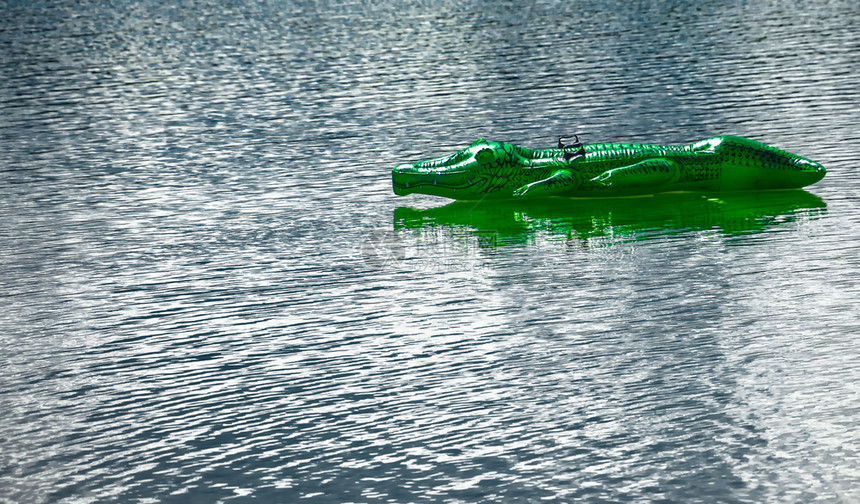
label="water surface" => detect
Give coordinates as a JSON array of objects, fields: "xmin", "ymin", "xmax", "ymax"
[{"xmin": 2, "ymin": 0, "xmax": 859, "ymax": 502}]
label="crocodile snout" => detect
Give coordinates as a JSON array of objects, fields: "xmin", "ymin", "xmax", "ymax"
[{"xmin": 392, "ymin": 163, "xmax": 418, "ymax": 195}]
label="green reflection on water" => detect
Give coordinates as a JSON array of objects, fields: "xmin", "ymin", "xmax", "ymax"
[{"xmin": 394, "ymin": 190, "xmax": 826, "ymax": 247}]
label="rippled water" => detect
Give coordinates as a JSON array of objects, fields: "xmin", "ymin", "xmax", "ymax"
[{"xmin": 2, "ymin": 0, "xmax": 859, "ymax": 502}]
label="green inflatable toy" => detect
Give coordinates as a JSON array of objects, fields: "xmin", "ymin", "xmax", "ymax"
[{"xmin": 392, "ymin": 135, "xmax": 825, "ymax": 200}]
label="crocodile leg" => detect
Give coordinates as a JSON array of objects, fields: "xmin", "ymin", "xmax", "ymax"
[
  {"xmin": 591, "ymin": 159, "xmax": 680, "ymax": 188},
  {"xmin": 513, "ymin": 170, "xmax": 576, "ymax": 197}
]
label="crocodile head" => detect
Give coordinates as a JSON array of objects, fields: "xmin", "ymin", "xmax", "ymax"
[{"xmin": 392, "ymin": 139, "xmax": 531, "ymax": 200}]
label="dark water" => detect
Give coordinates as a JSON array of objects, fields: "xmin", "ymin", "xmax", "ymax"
[{"xmin": 2, "ymin": 0, "xmax": 859, "ymax": 502}]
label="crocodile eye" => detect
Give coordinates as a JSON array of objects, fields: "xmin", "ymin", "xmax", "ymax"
[{"xmin": 475, "ymin": 148, "xmax": 496, "ymax": 165}]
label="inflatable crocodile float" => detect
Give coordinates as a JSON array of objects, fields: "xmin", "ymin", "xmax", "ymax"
[{"xmin": 392, "ymin": 135, "xmax": 825, "ymax": 200}]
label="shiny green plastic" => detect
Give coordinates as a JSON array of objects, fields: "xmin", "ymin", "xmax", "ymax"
[{"xmin": 392, "ymin": 136, "xmax": 826, "ymax": 200}]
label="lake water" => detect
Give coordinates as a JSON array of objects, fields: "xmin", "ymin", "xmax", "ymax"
[{"xmin": 2, "ymin": 0, "xmax": 859, "ymax": 502}]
